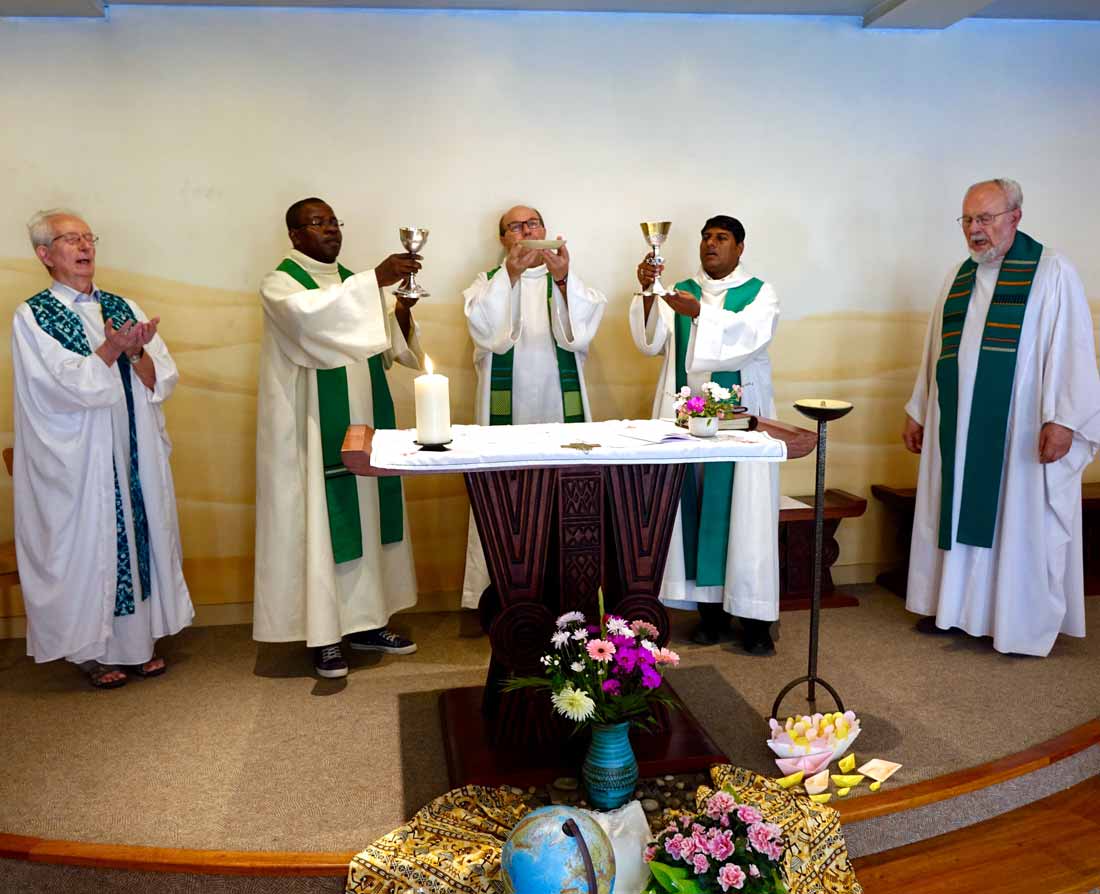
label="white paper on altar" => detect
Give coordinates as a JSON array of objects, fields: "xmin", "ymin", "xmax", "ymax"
[
  {"xmin": 780, "ymin": 496, "xmax": 812, "ymax": 511},
  {"xmin": 368, "ymin": 419, "xmax": 787, "ymax": 472}
]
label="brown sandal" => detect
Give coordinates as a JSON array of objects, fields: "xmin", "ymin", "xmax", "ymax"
[{"xmin": 87, "ymin": 663, "xmax": 128, "ymax": 689}]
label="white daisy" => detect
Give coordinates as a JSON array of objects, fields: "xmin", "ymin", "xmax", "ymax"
[
  {"xmin": 556, "ymin": 611, "xmax": 585, "ymax": 628},
  {"xmin": 570, "ymin": 661, "xmax": 585, "ymax": 673},
  {"xmin": 606, "ymin": 617, "xmax": 631, "ymax": 637},
  {"xmin": 572, "ymin": 628, "xmax": 589, "ymax": 641},
  {"xmin": 551, "ymin": 686, "xmax": 596, "ymax": 723},
  {"xmin": 551, "ymin": 630, "xmax": 571, "ymax": 649}
]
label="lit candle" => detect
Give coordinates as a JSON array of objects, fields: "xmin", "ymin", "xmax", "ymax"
[{"xmin": 414, "ymin": 355, "xmax": 451, "ymax": 445}]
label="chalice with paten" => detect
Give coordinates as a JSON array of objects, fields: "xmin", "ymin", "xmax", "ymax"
[
  {"xmin": 639, "ymin": 221, "xmax": 672, "ymax": 297},
  {"xmin": 395, "ymin": 226, "xmax": 430, "ymax": 300}
]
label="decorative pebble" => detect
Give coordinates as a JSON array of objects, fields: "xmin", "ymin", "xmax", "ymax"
[
  {"xmin": 669, "ymin": 798, "xmax": 681, "ymax": 808},
  {"xmin": 642, "ymin": 799, "xmax": 660, "ymax": 812},
  {"xmin": 554, "ymin": 777, "xmax": 579, "ymax": 791},
  {"xmin": 675, "ymin": 782, "xmax": 685, "ymax": 790},
  {"xmin": 664, "ymin": 774, "xmax": 675, "ymax": 782},
  {"xmin": 634, "ymin": 789, "xmax": 644, "ymax": 798},
  {"xmin": 579, "ymin": 800, "xmax": 587, "ymax": 807},
  {"xmin": 509, "ymin": 786, "xmax": 524, "ymax": 795},
  {"xmin": 527, "ymin": 786, "xmax": 537, "ymax": 794}
]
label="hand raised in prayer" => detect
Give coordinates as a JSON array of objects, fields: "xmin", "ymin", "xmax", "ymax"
[
  {"xmin": 902, "ymin": 415, "xmax": 923, "ymax": 454},
  {"xmin": 661, "ymin": 290, "xmax": 701, "ymax": 319},
  {"xmin": 1038, "ymin": 421, "xmax": 1073, "ymax": 463},
  {"xmin": 375, "ymin": 253, "xmax": 423, "ymax": 289},
  {"xmin": 98, "ymin": 318, "xmax": 144, "ymax": 362},
  {"xmin": 504, "ymin": 241, "xmax": 543, "ymax": 284},
  {"xmin": 132, "ymin": 317, "xmax": 160, "ymax": 348},
  {"xmin": 541, "ymin": 238, "xmax": 569, "ymax": 282},
  {"xmin": 637, "ymin": 257, "xmax": 663, "ymax": 290}
]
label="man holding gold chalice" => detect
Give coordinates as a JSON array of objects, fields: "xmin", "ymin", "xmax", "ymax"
[
  {"xmin": 630, "ymin": 215, "xmax": 781, "ymax": 654},
  {"xmin": 253, "ymin": 197, "xmax": 426, "ymax": 680},
  {"xmin": 459, "ymin": 204, "xmax": 607, "ymax": 611}
]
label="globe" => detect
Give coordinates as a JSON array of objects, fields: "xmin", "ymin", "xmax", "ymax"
[{"xmin": 501, "ymin": 805, "xmax": 616, "ymax": 894}]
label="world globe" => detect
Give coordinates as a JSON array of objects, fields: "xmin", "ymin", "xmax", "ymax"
[{"xmin": 501, "ymin": 805, "xmax": 616, "ymax": 894}]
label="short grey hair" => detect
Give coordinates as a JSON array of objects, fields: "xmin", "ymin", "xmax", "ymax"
[
  {"xmin": 970, "ymin": 179, "xmax": 1023, "ymax": 211},
  {"xmin": 27, "ymin": 208, "xmax": 84, "ymax": 249}
]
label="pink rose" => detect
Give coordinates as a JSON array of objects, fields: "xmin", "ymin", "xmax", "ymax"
[
  {"xmin": 664, "ymin": 834, "xmax": 685, "ymax": 860},
  {"xmin": 748, "ymin": 865, "xmax": 761, "ymax": 878},
  {"xmin": 747, "ymin": 823, "xmax": 773, "ymax": 855},
  {"xmin": 692, "ymin": 853, "xmax": 710, "ymax": 875},
  {"xmin": 707, "ymin": 830, "xmax": 735, "ymax": 861},
  {"xmin": 678, "ymin": 836, "xmax": 696, "ymax": 860},
  {"xmin": 705, "ymin": 791, "xmax": 737, "ymax": 819},
  {"xmin": 644, "ymin": 845, "xmax": 658, "ymax": 863},
  {"xmin": 736, "ymin": 806, "xmax": 763, "ymax": 825},
  {"xmin": 717, "ymin": 863, "xmax": 747, "ymax": 891}
]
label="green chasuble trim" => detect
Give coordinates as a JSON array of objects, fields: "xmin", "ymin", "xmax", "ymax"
[
  {"xmin": 674, "ymin": 276, "xmax": 763, "ymax": 586},
  {"xmin": 276, "ymin": 258, "xmax": 403, "ymax": 562},
  {"xmin": 484, "ymin": 267, "xmax": 584, "ymax": 425},
  {"xmin": 935, "ymin": 231, "xmax": 1042, "ymax": 550}
]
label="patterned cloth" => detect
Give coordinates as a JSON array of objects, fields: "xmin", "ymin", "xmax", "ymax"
[{"xmin": 345, "ymin": 768, "xmax": 862, "ymax": 894}]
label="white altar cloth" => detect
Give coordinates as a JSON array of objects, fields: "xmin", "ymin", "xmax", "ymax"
[{"xmin": 367, "ymin": 419, "xmax": 786, "ymax": 472}]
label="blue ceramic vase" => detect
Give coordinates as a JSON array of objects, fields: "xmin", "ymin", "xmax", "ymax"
[{"xmin": 582, "ymin": 721, "xmax": 639, "ymax": 810}]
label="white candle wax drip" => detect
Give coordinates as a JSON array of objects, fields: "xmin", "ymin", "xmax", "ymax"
[{"xmin": 414, "ymin": 356, "xmax": 451, "ymax": 445}]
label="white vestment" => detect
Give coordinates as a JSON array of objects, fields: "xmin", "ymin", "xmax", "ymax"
[
  {"xmin": 11, "ymin": 282, "xmax": 193, "ymax": 665},
  {"xmin": 629, "ymin": 267, "xmax": 781, "ymax": 621},
  {"xmin": 460, "ymin": 263, "xmax": 606, "ymax": 608},
  {"xmin": 253, "ymin": 249, "xmax": 421, "ymax": 646},
  {"xmin": 905, "ymin": 249, "xmax": 1100, "ymax": 656}
]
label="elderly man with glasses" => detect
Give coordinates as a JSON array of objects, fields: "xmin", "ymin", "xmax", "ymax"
[
  {"xmin": 11, "ymin": 209, "xmax": 193, "ymax": 688},
  {"xmin": 253, "ymin": 197, "xmax": 424, "ymax": 680},
  {"xmin": 459, "ymin": 204, "xmax": 607, "ymax": 611},
  {"xmin": 902, "ymin": 178, "xmax": 1100, "ymax": 656}
]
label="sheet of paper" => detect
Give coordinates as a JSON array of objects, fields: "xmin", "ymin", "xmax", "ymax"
[{"xmin": 780, "ymin": 496, "xmax": 811, "ymax": 510}]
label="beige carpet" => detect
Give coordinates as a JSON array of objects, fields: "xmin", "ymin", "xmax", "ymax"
[{"xmin": 1, "ymin": 586, "xmax": 1097, "ymax": 853}]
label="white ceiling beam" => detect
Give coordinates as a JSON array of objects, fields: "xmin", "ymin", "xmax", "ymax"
[
  {"xmin": 1, "ymin": 0, "xmax": 104, "ymax": 15},
  {"xmin": 863, "ymin": 0, "xmax": 992, "ymax": 28}
]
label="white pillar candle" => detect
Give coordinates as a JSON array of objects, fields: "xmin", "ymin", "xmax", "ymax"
[{"xmin": 414, "ymin": 356, "xmax": 451, "ymax": 444}]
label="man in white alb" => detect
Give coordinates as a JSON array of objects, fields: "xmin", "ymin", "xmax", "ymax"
[
  {"xmin": 460, "ymin": 204, "xmax": 607, "ymax": 610},
  {"xmin": 254, "ymin": 197, "xmax": 424, "ymax": 679},
  {"xmin": 631, "ymin": 215, "xmax": 780, "ymax": 654},
  {"xmin": 903, "ymin": 178, "xmax": 1100, "ymax": 656},
  {"xmin": 12, "ymin": 209, "xmax": 193, "ymax": 688}
]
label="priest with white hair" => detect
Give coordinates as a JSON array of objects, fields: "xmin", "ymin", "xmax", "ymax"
[
  {"xmin": 630, "ymin": 214, "xmax": 781, "ymax": 654},
  {"xmin": 11, "ymin": 209, "xmax": 193, "ymax": 688},
  {"xmin": 903, "ymin": 178, "xmax": 1100, "ymax": 656}
]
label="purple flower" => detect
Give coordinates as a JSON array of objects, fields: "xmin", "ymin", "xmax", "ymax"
[
  {"xmin": 664, "ymin": 834, "xmax": 685, "ymax": 860},
  {"xmin": 685, "ymin": 396, "xmax": 706, "ymax": 413},
  {"xmin": 641, "ymin": 665, "xmax": 662, "ymax": 690},
  {"xmin": 614, "ymin": 647, "xmax": 639, "ymax": 673},
  {"xmin": 602, "ymin": 678, "xmax": 621, "ymax": 695}
]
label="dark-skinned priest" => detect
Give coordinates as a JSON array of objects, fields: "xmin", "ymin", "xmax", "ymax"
[
  {"xmin": 254, "ymin": 198, "xmax": 424, "ymax": 679},
  {"xmin": 460, "ymin": 204, "xmax": 607, "ymax": 610},
  {"xmin": 902, "ymin": 178, "xmax": 1100, "ymax": 656},
  {"xmin": 630, "ymin": 215, "xmax": 780, "ymax": 654}
]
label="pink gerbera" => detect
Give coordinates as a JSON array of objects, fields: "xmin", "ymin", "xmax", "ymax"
[{"xmin": 586, "ymin": 639, "xmax": 616, "ymax": 662}]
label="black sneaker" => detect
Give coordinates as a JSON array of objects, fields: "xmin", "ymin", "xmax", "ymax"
[
  {"xmin": 690, "ymin": 625, "xmax": 721, "ymax": 646},
  {"xmin": 313, "ymin": 643, "xmax": 348, "ymax": 678},
  {"xmin": 741, "ymin": 620, "xmax": 776, "ymax": 655},
  {"xmin": 347, "ymin": 627, "xmax": 418, "ymax": 655}
]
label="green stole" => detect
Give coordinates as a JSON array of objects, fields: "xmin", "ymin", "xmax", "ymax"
[
  {"xmin": 276, "ymin": 258, "xmax": 403, "ymax": 562},
  {"xmin": 484, "ymin": 267, "xmax": 584, "ymax": 425},
  {"xmin": 935, "ymin": 231, "xmax": 1042, "ymax": 550},
  {"xmin": 674, "ymin": 276, "xmax": 763, "ymax": 585}
]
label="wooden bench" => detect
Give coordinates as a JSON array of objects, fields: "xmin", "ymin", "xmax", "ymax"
[
  {"xmin": 872, "ymin": 482, "xmax": 1100, "ymax": 598},
  {"xmin": 778, "ymin": 488, "xmax": 867, "ymax": 610}
]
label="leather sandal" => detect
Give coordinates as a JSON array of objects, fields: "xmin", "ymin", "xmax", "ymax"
[{"xmin": 87, "ymin": 663, "xmax": 128, "ymax": 689}]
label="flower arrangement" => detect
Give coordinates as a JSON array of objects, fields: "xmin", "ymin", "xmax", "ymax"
[
  {"xmin": 675, "ymin": 382, "xmax": 745, "ymax": 424},
  {"xmin": 644, "ymin": 788, "xmax": 788, "ymax": 893},
  {"xmin": 504, "ymin": 595, "xmax": 680, "ymax": 727}
]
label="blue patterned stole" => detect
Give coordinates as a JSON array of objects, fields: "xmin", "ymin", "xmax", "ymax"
[{"xmin": 25, "ymin": 290, "xmax": 153, "ymax": 616}]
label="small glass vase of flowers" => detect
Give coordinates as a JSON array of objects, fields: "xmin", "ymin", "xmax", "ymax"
[
  {"xmin": 504, "ymin": 591, "xmax": 680, "ymax": 808},
  {"xmin": 675, "ymin": 382, "xmax": 745, "ymax": 437},
  {"xmin": 644, "ymin": 788, "xmax": 788, "ymax": 894}
]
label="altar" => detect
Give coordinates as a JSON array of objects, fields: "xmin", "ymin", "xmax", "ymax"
[{"xmin": 342, "ymin": 418, "xmax": 815, "ymax": 787}]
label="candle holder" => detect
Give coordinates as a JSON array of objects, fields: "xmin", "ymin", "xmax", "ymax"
[
  {"xmin": 772, "ymin": 399, "xmax": 853, "ymax": 719},
  {"xmin": 414, "ymin": 440, "xmax": 452, "ymax": 451}
]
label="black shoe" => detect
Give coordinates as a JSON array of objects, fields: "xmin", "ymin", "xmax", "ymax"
[
  {"xmin": 313, "ymin": 643, "xmax": 348, "ymax": 678},
  {"xmin": 690, "ymin": 625, "xmax": 721, "ymax": 646},
  {"xmin": 347, "ymin": 627, "xmax": 418, "ymax": 655},
  {"xmin": 741, "ymin": 620, "xmax": 775, "ymax": 655}
]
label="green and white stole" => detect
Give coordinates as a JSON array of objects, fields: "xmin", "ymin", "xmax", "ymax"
[
  {"xmin": 25, "ymin": 289, "xmax": 152, "ymax": 617},
  {"xmin": 484, "ymin": 267, "xmax": 584, "ymax": 425},
  {"xmin": 674, "ymin": 276, "xmax": 763, "ymax": 585},
  {"xmin": 276, "ymin": 258, "xmax": 403, "ymax": 562},
  {"xmin": 935, "ymin": 231, "xmax": 1042, "ymax": 549}
]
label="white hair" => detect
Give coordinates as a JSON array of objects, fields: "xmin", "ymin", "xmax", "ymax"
[
  {"xmin": 969, "ymin": 178, "xmax": 1023, "ymax": 211},
  {"xmin": 26, "ymin": 208, "xmax": 84, "ymax": 249}
]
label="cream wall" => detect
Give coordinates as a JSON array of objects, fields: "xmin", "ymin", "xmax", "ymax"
[{"xmin": 1, "ymin": 7, "xmax": 1098, "ymax": 624}]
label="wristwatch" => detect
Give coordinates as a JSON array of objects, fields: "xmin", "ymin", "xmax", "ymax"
[{"xmin": 128, "ymin": 348, "xmax": 144, "ymax": 363}]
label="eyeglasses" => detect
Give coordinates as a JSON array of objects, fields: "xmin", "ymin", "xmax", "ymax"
[
  {"xmin": 294, "ymin": 217, "xmax": 344, "ymax": 229},
  {"xmin": 956, "ymin": 209, "xmax": 1013, "ymax": 228},
  {"xmin": 503, "ymin": 218, "xmax": 543, "ymax": 235},
  {"xmin": 51, "ymin": 232, "xmax": 99, "ymax": 246}
]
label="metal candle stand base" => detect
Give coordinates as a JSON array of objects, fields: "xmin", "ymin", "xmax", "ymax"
[{"xmin": 772, "ymin": 401, "xmax": 853, "ymax": 720}]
